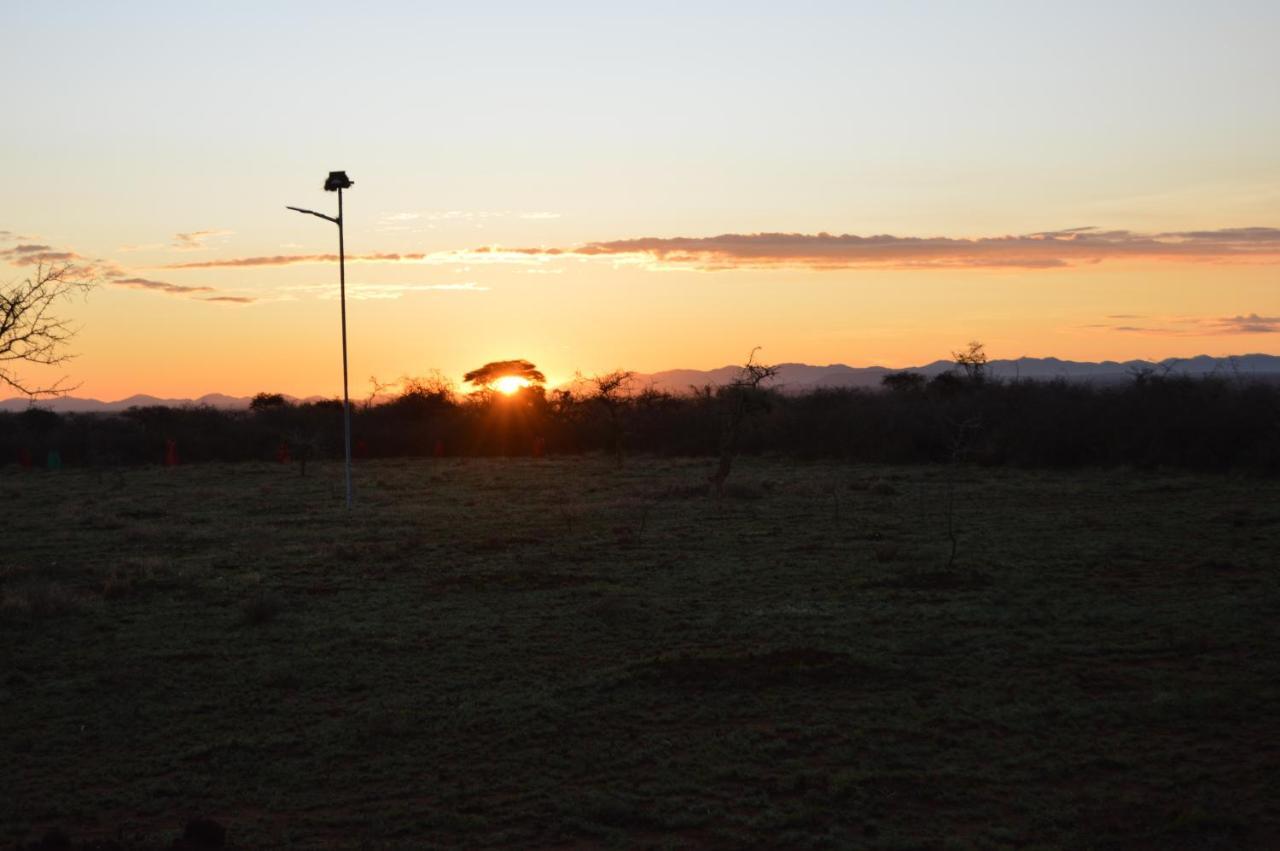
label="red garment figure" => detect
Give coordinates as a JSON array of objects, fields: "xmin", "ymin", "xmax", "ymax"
[
  {"xmin": 532, "ymin": 436, "xmax": 546, "ymax": 458},
  {"xmin": 163, "ymin": 439, "xmax": 179, "ymax": 467},
  {"xmin": 354, "ymin": 438, "xmax": 369, "ymax": 459},
  {"xmin": 17, "ymin": 448, "xmax": 33, "ymax": 469},
  {"xmin": 276, "ymin": 442, "xmax": 291, "ymax": 464},
  {"xmin": 432, "ymin": 439, "xmax": 445, "ymax": 458}
]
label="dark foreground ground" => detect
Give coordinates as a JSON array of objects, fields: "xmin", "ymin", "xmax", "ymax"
[{"xmin": 3, "ymin": 456, "xmax": 1278, "ymax": 849}]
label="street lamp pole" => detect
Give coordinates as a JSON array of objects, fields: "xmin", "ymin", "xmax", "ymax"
[
  {"xmin": 336, "ymin": 183, "xmax": 352, "ymax": 510},
  {"xmin": 288, "ymin": 170, "xmax": 355, "ymax": 509}
]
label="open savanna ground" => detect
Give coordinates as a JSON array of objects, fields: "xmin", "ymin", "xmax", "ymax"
[{"xmin": 3, "ymin": 456, "xmax": 1279, "ymax": 849}]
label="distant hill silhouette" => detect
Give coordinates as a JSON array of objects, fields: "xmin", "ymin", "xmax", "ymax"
[
  {"xmin": 0, "ymin": 392, "xmax": 328, "ymax": 413},
  {"xmin": 632, "ymin": 353, "xmax": 1280, "ymax": 394},
  {"xmin": 3, "ymin": 354, "xmax": 1279, "ymax": 411}
]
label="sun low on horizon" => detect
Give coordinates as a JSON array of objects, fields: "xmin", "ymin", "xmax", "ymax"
[
  {"xmin": 2, "ymin": 2, "xmax": 1279, "ymax": 402},
  {"xmin": 492, "ymin": 376, "xmax": 531, "ymax": 396}
]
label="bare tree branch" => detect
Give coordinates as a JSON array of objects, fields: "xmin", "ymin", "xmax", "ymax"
[{"xmin": 0, "ymin": 262, "xmax": 94, "ymax": 398}]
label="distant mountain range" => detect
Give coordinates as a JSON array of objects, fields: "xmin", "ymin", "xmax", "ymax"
[
  {"xmin": 0, "ymin": 392, "xmax": 327, "ymax": 413},
  {"xmin": 4, "ymin": 354, "xmax": 1279, "ymax": 412},
  {"xmin": 632, "ymin": 353, "xmax": 1280, "ymax": 393}
]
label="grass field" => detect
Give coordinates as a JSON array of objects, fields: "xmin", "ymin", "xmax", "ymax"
[{"xmin": 3, "ymin": 456, "xmax": 1279, "ymax": 849}]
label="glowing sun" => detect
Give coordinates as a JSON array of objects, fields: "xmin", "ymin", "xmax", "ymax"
[{"xmin": 493, "ymin": 375, "xmax": 530, "ymax": 395}]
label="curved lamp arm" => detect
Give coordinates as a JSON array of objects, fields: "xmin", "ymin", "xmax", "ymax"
[{"xmin": 286, "ymin": 205, "xmax": 340, "ymax": 226}]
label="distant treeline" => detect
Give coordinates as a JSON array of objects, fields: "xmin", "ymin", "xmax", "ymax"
[{"xmin": 2, "ymin": 370, "xmax": 1279, "ymax": 474}]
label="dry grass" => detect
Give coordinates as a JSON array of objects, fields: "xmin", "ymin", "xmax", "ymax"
[
  {"xmin": 1, "ymin": 581, "xmax": 86, "ymax": 620},
  {"xmin": 2, "ymin": 456, "xmax": 1278, "ymax": 849}
]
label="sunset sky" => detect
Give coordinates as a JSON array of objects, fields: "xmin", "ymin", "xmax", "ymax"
[{"xmin": 4, "ymin": 2, "xmax": 1279, "ymax": 399}]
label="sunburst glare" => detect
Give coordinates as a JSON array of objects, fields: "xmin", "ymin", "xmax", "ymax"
[{"xmin": 493, "ymin": 375, "xmax": 530, "ymax": 395}]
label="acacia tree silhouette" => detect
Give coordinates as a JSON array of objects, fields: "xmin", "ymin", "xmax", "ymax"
[
  {"xmin": 460, "ymin": 360, "xmax": 548, "ymax": 456},
  {"xmin": 0, "ymin": 262, "xmax": 94, "ymax": 398},
  {"xmin": 953, "ymin": 341, "xmax": 988, "ymax": 385},
  {"xmin": 582, "ymin": 369, "xmax": 635, "ymax": 466},
  {"xmin": 463, "ymin": 359, "xmax": 546, "ymax": 392},
  {"xmin": 708, "ymin": 348, "xmax": 778, "ymax": 495}
]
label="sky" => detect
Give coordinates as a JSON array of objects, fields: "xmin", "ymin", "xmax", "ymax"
[{"xmin": 3, "ymin": 1, "xmax": 1279, "ymax": 399}]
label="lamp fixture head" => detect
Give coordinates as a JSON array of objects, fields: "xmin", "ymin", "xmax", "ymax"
[{"xmin": 324, "ymin": 171, "xmax": 353, "ymax": 192}]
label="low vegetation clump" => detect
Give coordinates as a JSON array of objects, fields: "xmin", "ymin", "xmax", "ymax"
[
  {"xmin": 239, "ymin": 593, "xmax": 285, "ymax": 627},
  {"xmin": 1, "ymin": 580, "xmax": 86, "ymax": 621},
  {"xmin": 4, "ymin": 368, "xmax": 1280, "ymax": 475}
]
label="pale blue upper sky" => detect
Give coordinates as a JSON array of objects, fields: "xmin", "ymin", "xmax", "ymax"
[
  {"xmin": 3, "ymin": 2, "xmax": 1279, "ymax": 396},
  {"xmin": 8, "ymin": 1, "xmax": 1279, "ymax": 244}
]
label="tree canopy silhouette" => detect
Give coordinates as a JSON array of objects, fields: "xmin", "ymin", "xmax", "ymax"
[
  {"xmin": 953, "ymin": 341, "xmax": 988, "ymax": 384},
  {"xmin": 250, "ymin": 392, "xmax": 288, "ymax": 410},
  {"xmin": 463, "ymin": 359, "xmax": 546, "ymax": 390}
]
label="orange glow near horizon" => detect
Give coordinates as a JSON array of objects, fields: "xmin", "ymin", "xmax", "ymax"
[
  {"xmin": 4, "ymin": 5, "xmax": 1280, "ymax": 402},
  {"xmin": 3, "ymin": 253, "xmax": 1278, "ymax": 402}
]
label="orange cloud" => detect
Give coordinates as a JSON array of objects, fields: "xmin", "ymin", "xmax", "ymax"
[
  {"xmin": 149, "ymin": 226, "xmax": 1280, "ymax": 273},
  {"xmin": 1090, "ymin": 312, "xmax": 1280, "ymax": 336},
  {"xmin": 171, "ymin": 229, "xmax": 234, "ymax": 250},
  {"xmin": 162, "ymin": 252, "xmax": 428, "ymax": 269},
  {"xmin": 2, "ymin": 238, "xmax": 248, "ymax": 304},
  {"xmin": 557, "ymin": 227, "xmax": 1280, "ymax": 271},
  {"xmin": 1220, "ymin": 314, "xmax": 1280, "ymax": 334},
  {"xmin": 1, "ymin": 245, "xmax": 81, "ymax": 266},
  {"xmin": 281, "ymin": 281, "xmax": 488, "ymax": 300},
  {"xmin": 1, "ymin": 243, "xmax": 126, "ymax": 279},
  {"xmin": 110, "ymin": 277, "xmax": 256, "ymax": 305},
  {"xmin": 112, "ymin": 277, "xmax": 215, "ymax": 295}
]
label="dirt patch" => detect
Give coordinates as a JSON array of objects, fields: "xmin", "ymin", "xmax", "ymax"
[
  {"xmin": 1191, "ymin": 559, "xmax": 1257, "ymax": 577},
  {"xmin": 625, "ymin": 647, "xmax": 895, "ymax": 690},
  {"xmin": 326, "ymin": 536, "xmax": 427, "ymax": 562},
  {"xmin": 1096, "ymin": 558, "xmax": 1260, "ymax": 588},
  {"xmin": 470, "ymin": 533, "xmax": 545, "ymax": 553},
  {"xmin": 864, "ymin": 569, "xmax": 992, "ymax": 591},
  {"xmin": 653, "ymin": 482, "xmax": 710, "ymax": 500},
  {"xmin": 1211, "ymin": 507, "xmax": 1280, "ymax": 528},
  {"xmin": 426, "ymin": 569, "xmax": 600, "ymax": 593},
  {"xmin": 298, "ymin": 583, "xmax": 339, "ymax": 596}
]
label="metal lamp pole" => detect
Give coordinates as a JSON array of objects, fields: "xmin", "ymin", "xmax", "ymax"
[{"xmin": 288, "ymin": 170, "xmax": 355, "ymax": 508}]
